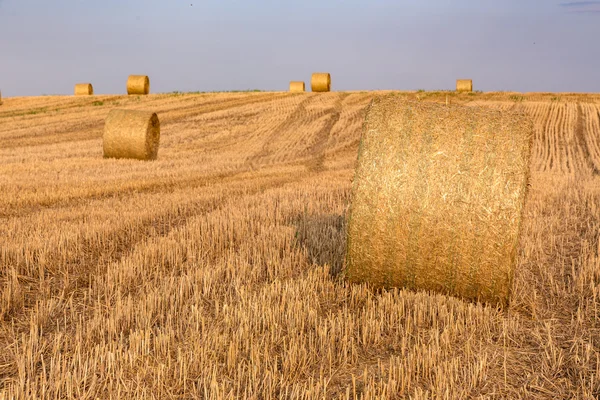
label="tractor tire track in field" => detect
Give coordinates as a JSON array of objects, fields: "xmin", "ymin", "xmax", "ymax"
[
  {"xmin": 575, "ymin": 104, "xmax": 600, "ymax": 176},
  {"xmin": 304, "ymin": 94, "xmax": 349, "ymax": 172},
  {"xmin": 244, "ymin": 95, "xmax": 318, "ymax": 168}
]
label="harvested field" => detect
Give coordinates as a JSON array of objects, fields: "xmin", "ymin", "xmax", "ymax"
[{"xmin": 0, "ymin": 90, "xmax": 599, "ymax": 399}]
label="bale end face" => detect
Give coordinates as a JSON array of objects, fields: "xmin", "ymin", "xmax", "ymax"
[
  {"xmin": 346, "ymin": 96, "xmax": 533, "ymax": 306},
  {"xmin": 311, "ymin": 73, "xmax": 331, "ymax": 92},
  {"xmin": 74, "ymin": 83, "xmax": 93, "ymax": 96},
  {"xmin": 127, "ymin": 75, "xmax": 150, "ymax": 95},
  {"xmin": 456, "ymin": 79, "xmax": 473, "ymax": 92},
  {"xmin": 103, "ymin": 109, "xmax": 160, "ymax": 160},
  {"xmin": 289, "ymin": 81, "xmax": 305, "ymax": 92}
]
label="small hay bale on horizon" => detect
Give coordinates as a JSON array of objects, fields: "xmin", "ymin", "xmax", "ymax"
[
  {"xmin": 311, "ymin": 73, "xmax": 331, "ymax": 92},
  {"xmin": 127, "ymin": 75, "xmax": 150, "ymax": 95},
  {"xmin": 0, "ymin": 90, "xmax": 2, "ymax": 105},
  {"xmin": 103, "ymin": 109, "xmax": 160, "ymax": 161},
  {"xmin": 289, "ymin": 81, "xmax": 305, "ymax": 92},
  {"xmin": 74, "ymin": 83, "xmax": 93, "ymax": 96},
  {"xmin": 456, "ymin": 79, "xmax": 473, "ymax": 92},
  {"xmin": 346, "ymin": 96, "xmax": 533, "ymax": 307}
]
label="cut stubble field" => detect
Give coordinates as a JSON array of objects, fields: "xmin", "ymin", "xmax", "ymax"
[{"xmin": 0, "ymin": 90, "xmax": 599, "ymax": 399}]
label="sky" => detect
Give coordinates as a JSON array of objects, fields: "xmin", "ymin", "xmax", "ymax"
[{"xmin": 0, "ymin": 0, "xmax": 599, "ymax": 96}]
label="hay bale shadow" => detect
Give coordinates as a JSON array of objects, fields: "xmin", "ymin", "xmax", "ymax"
[{"xmin": 293, "ymin": 213, "xmax": 346, "ymax": 277}]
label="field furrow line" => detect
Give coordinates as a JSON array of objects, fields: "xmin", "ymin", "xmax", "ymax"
[
  {"xmin": 524, "ymin": 103, "xmax": 550, "ymax": 173},
  {"xmin": 545, "ymin": 103, "xmax": 560, "ymax": 173},
  {"xmin": 574, "ymin": 104, "xmax": 600, "ymax": 176},
  {"xmin": 583, "ymin": 104, "xmax": 600, "ymax": 172}
]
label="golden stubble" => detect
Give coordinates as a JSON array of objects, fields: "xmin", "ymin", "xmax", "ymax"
[{"xmin": 0, "ymin": 90, "xmax": 599, "ymax": 399}]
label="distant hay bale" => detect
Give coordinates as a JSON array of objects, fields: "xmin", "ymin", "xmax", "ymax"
[
  {"xmin": 289, "ymin": 81, "xmax": 305, "ymax": 92},
  {"xmin": 74, "ymin": 83, "xmax": 93, "ymax": 96},
  {"xmin": 0, "ymin": 90, "xmax": 2, "ymax": 105},
  {"xmin": 127, "ymin": 75, "xmax": 150, "ymax": 95},
  {"xmin": 346, "ymin": 96, "xmax": 533, "ymax": 306},
  {"xmin": 456, "ymin": 79, "xmax": 473, "ymax": 92},
  {"xmin": 311, "ymin": 73, "xmax": 331, "ymax": 92},
  {"xmin": 103, "ymin": 109, "xmax": 160, "ymax": 160}
]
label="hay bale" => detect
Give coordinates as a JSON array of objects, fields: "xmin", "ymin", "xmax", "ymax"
[
  {"xmin": 289, "ymin": 81, "xmax": 305, "ymax": 92},
  {"xmin": 456, "ymin": 79, "xmax": 473, "ymax": 92},
  {"xmin": 346, "ymin": 96, "xmax": 533, "ymax": 306},
  {"xmin": 74, "ymin": 83, "xmax": 93, "ymax": 96},
  {"xmin": 103, "ymin": 109, "xmax": 160, "ymax": 160},
  {"xmin": 0, "ymin": 90, "xmax": 2, "ymax": 105},
  {"xmin": 311, "ymin": 73, "xmax": 331, "ymax": 92},
  {"xmin": 127, "ymin": 75, "xmax": 150, "ymax": 95}
]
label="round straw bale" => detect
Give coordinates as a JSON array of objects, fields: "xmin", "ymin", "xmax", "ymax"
[
  {"xmin": 311, "ymin": 73, "xmax": 331, "ymax": 92},
  {"xmin": 456, "ymin": 79, "xmax": 473, "ymax": 92},
  {"xmin": 346, "ymin": 96, "xmax": 533, "ymax": 306},
  {"xmin": 103, "ymin": 109, "xmax": 160, "ymax": 160},
  {"xmin": 0, "ymin": 90, "xmax": 2, "ymax": 105},
  {"xmin": 127, "ymin": 75, "xmax": 150, "ymax": 95},
  {"xmin": 74, "ymin": 83, "xmax": 93, "ymax": 96},
  {"xmin": 289, "ymin": 81, "xmax": 305, "ymax": 92}
]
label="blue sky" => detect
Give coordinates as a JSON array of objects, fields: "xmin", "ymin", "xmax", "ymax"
[{"xmin": 0, "ymin": 0, "xmax": 598, "ymax": 96}]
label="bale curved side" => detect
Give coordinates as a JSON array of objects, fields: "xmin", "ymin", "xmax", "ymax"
[
  {"xmin": 346, "ymin": 97, "xmax": 533, "ymax": 306},
  {"xmin": 127, "ymin": 75, "xmax": 150, "ymax": 95},
  {"xmin": 311, "ymin": 73, "xmax": 331, "ymax": 92},
  {"xmin": 103, "ymin": 109, "xmax": 160, "ymax": 160},
  {"xmin": 74, "ymin": 83, "xmax": 93, "ymax": 96},
  {"xmin": 456, "ymin": 79, "xmax": 473, "ymax": 92},
  {"xmin": 289, "ymin": 81, "xmax": 305, "ymax": 92}
]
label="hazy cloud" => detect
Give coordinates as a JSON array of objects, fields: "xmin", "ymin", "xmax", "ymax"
[{"xmin": 559, "ymin": 1, "xmax": 600, "ymax": 13}]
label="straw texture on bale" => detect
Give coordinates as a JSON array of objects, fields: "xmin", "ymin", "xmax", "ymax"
[
  {"xmin": 289, "ymin": 81, "xmax": 305, "ymax": 92},
  {"xmin": 103, "ymin": 109, "xmax": 160, "ymax": 160},
  {"xmin": 346, "ymin": 96, "xmax": 533, "ymax": 306},
  {"xmin": 127, "ymin": 75, "xmax": 150, "ymax": 95},
  {"xmin": 456, "ymin": 79, "xmax": 473, "ymax": 92},
  {"xmin": 74, "ymin": 83, "xmax": 93, "ymax": 96},
  {"xmin": 311, "ymin": 73, "xmax": 331, "ymax": 92}
]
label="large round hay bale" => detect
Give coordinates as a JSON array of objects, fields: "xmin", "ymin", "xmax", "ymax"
[
  {"xmin": 346, "ymin": 96, "xmax": 533, "ymax": 306},
  {"xmin": 311, "ymin": 73, "xmax": 331, "ymax": 92},
  {"xmin": 289, "ymin": 81, "xmax": 305, "ymax": 92},
  {"xmin": 456, "ymin": 79, "xmax": 473, "ymax": 92},
  {"xmin": 103, "ymin": 109, "xmax": 160, "ymax": 160},
  {"xmin": 127, "ymin": 75, "xmax": 150, "ymax": 95},
  {"xmin": 74, "ymin": 83, "xmax": 93, "ymax": 96}
]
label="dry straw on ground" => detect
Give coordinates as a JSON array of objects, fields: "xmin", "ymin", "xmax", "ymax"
[
  {"xmin": 346, "ymin": 96, "xmax": 533, "ymax": 306},
  {"xmin": 74, "ymin": 83, "xmax": 93, "ymax": 96},
  {"xmin": 127, "ymin": 75, "xmax": 150, "ymax": 95},
  {"xmin": 289, "ymin": 81, "xmax": 305, "ymax": 92},
  {"xmin": 311, "ymin": 73, "xmax": 331, "ymax": 92},
  {"xmin": 103, "ymin": 109, "xmax": 160, "ymax": 160},
  {"xmin": 456, "ymin": 79, "xmax": 473, "ymax": 92}
]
